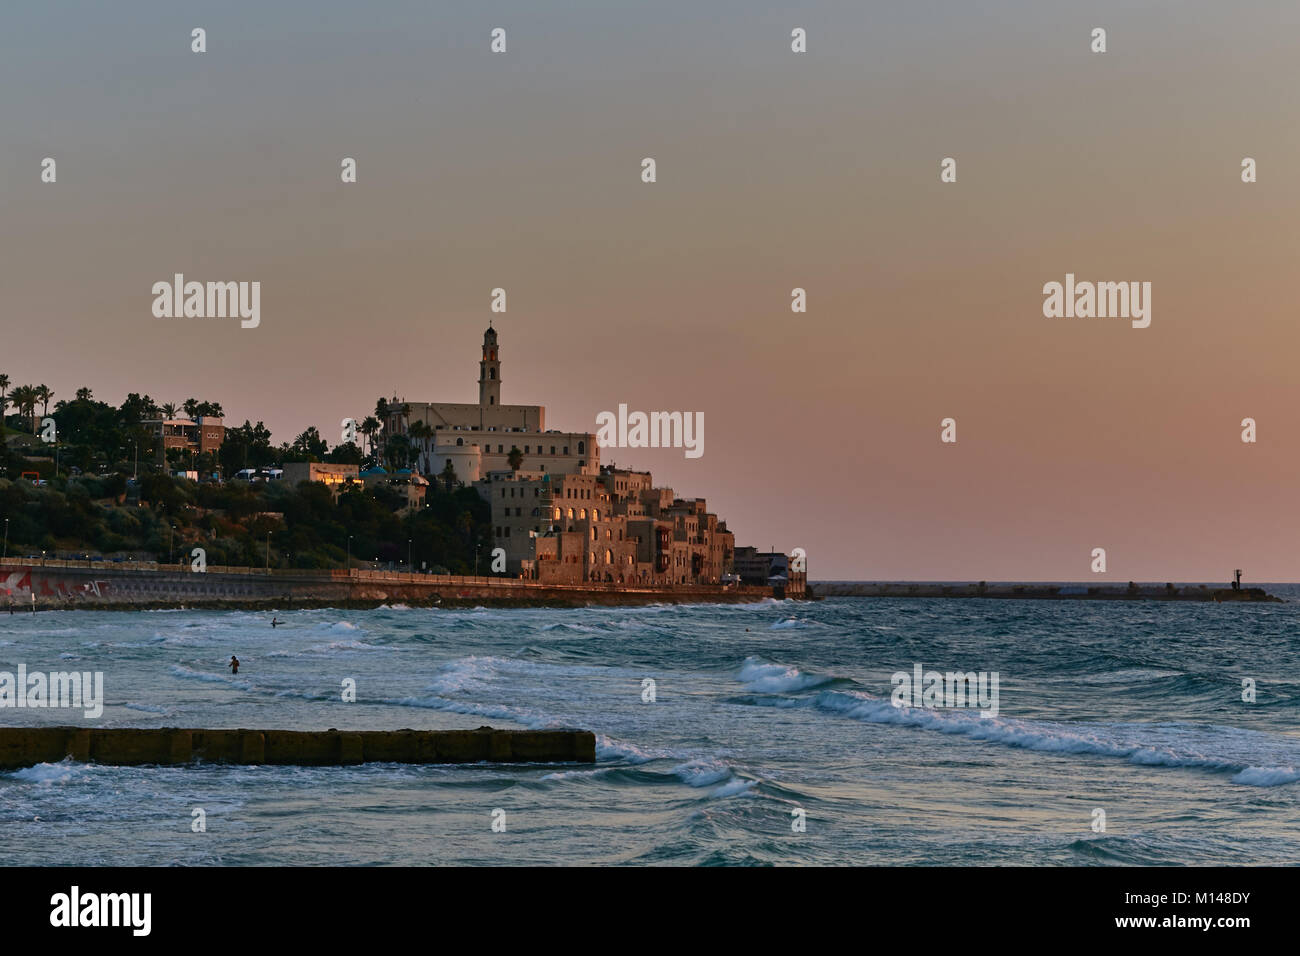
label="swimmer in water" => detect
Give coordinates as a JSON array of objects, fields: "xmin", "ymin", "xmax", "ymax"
[
  {"xmin": 229, "ymin": 655, "xmax": 240, "ymax": 674},
  {"xmin": 271, "ymin": 617, "xmax": 282, "ymax": 628}
]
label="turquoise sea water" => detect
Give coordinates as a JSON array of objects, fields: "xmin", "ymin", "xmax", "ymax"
[{"xmin": 1, "ymin": 591, "xmax": 1298, "ymax": 865}]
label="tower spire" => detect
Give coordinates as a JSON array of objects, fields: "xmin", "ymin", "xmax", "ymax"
[{"xmin": 479, "ymin": 326, "xmax": 500, "ymax": 407}]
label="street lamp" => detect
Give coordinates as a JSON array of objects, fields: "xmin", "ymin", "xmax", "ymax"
[{"xmin": 407, "ymin": 538, "xmax": 412, "ymax": 574}]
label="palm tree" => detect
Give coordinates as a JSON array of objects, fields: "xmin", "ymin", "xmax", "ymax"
[
  {"xmin": 182, "ymin": 398, "xmax": 199, "ymax": 420},
  {"xmin": 359, "ymin": 416, "xmax": 380, "ymax": 456},
  {"xmin": 36, "ymin": 385, "xmax": 52, "ymax": 420},
  {"xmin": 408, "ymin": 420, "xmax": 432, "ymax": 472},
  {"xmin": 10, "ymin": 385, "xmax": 37, "ymax": 433},
  {"xmin": 75, "ymin": 387, "xmax": 93, "ymax": 402},
  {"xmin": 0, "ymin": 373, "xmax": 9, "ymax": 425},
  {"xmin": 161, "ymin": 403, "xmax": 178, "ymax": 420},
  {"xmin": 507, "ymin": 446, "xmax": 523, "ymax": 474}
]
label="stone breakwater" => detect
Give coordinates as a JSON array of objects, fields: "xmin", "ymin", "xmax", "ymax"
[
  {"xmin": 815, "ymin": 581, "xmax": 1282, "ymax": 602},
  {"xmin": 0, "ymin": 561, "xmax": 793, "ymax": 610},
  {"xmin": 0, "ymin": 726, "xmax": 597, "ymax": 769}
]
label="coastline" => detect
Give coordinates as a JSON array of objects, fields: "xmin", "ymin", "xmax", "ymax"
[{"xmin": 0, "ymin": 560, "xmax": 793, "ymax": 611}]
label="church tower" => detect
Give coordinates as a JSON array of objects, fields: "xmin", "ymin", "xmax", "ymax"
[{"xmin": 479, "ymin": 325, "xmax": 501, "ymax": 406}]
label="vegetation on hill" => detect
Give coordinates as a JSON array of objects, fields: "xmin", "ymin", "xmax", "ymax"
[{"xmin": 0, "ymin": 473, "xmax": 491, "ymax": 573}]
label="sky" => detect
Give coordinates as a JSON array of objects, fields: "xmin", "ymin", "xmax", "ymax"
[{"xmin": 2, "ymin": 1, "xmax": 1298, "ymax": 581}]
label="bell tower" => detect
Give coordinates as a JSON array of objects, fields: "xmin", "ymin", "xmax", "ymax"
[{"xmin": 479, "ymin": 325, "xmax": 501, "ymax": 406}]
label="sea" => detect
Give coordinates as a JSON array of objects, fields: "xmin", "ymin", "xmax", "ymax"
[{"xmin": 2, "ymin": 588, "xmax": 1298, "ymax": 866}]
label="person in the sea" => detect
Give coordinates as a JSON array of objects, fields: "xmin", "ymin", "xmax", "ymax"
[
  {"xmin": 229, "ymin": 655, "xmax": 240, "ymax": 674},
  {"xmin": 271, "ymin": 617, "xmax": 282, "ymax": 628}
]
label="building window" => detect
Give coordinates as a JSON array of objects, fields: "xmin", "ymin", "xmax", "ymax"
[
  {"xmin": 567, "ymin": 508, "xmax": 574, "ymax": 518},
  {"xmin": 578, "ymin": 441, "xmax": 585, "ymax": 454},
  {"xmin": 605, "ymin": 550, "xmax": 613, "ymax": 564},
  {"xmin": 457, "ymin": 438, "xmax": 463, "ymax": 446},
  {"xmin": 550, "ymin": 446, "xmax": 556, "ymax": 455},
  {"xmin": 563, "ymin": 446, "xmax": 569, "ymax": 455},
  {"xmin": 579, "ymin": 509, "xmax": 586, "ymax": 519}
]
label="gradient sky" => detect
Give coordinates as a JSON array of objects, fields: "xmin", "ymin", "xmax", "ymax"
[{"xmin": 3, "ymin": 1, "xmax": 1298, "ymax": 580}]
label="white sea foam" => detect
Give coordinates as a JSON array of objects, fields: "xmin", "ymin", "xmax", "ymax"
[
  {"xmin": 745, "ymin": 675, "xmax": 1300, "ymax": 787},
  {"xmin": 9, "ymin": 759, "xmax": 86, "ymax": 784},
  {"xmin": 711, "ymin": 778, "xmax": 759, "ymax": 799},
  {"xmin": 1231, "ymin": 766, "xmax": 1300, "ymax": 787},
  {"xmin": 672, "ymin": 758, "xmax": 734, "ymax": 788},
  {"xmin": 168, "ymin": 664, "xmax": 254, "ymax": 692},
  {"xmin": 738, "ymin": 657, "xmax": 832, "ymax": 693},
  {"xmin": 124, "ymin": 702, "xmax": 169, "ymax": 714}
]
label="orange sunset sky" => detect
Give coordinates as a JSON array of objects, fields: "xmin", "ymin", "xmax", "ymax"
[{"xmin": 3, "ymin": 1, "xmax": 1298, "ymax": 580}]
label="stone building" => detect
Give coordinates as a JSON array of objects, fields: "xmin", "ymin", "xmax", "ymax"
[
  {"xmin": 381, "ymin": 327, "xmax": 755, "ymax": 587},
  {"xmin": 382, "ymin": 326, "xmax": 598, "ymax": 485}
]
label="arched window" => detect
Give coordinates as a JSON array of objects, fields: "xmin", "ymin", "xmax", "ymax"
[
  {"xmin": 489, "ymin": 368, "xmax": 496, "ymax": 380},
  {"xmin": 579, "ymin": 508, "xmax": 586, "ymax": 519},
  {"xmin": 567, "ymin": 508, "xmax": 574, "ymax": 518},
  {"xmin": 456, "ymin": 438, "xmax": 463, "ymax": 446},
  {"xmin": 554, "ymin": 507, "xmax": 562, "ymax": 519},
  {"xmin": 605, "ymin": 550, "xmax": 613, "ymax": 564},
  {"xmin": 593, "ymin": 510, "xmax": 600, "ymax": 520},
  {"xmin": 577, "ymin": 441, "xmax": 585, "ymax": 454}
]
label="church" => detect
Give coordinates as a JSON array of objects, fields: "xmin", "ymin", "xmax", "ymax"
[{"xmin": 380, "ymin": 328, "xmax": 740, "ymax": 587}]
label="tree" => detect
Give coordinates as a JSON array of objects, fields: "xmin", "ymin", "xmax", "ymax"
[
  {"xmin": 219, "ymin": 420, "xmax": 274, "ymax": 475},
  {"xmin": 36, "ymin": 385, "xmax": 53, "ymax": 420},
  {"xmin": 439, "ymin": 459, "xmax": 458, "ymax": 492},
  {"xmin": 0, "ymin": 373, "xmax": 9, "ymax": 424},
  {"xmin": 284, "ymin": 426, "xmax": 328, "ymax": 462},
  {"xmin": 408, "ymin": 420, "xmax": 432, "ymax": 472},
  {"xmin": 182, "ymin": 398, "xmax": 199, "ymax": 420},
  {"xmin": 75, "ymin": 387, "xmax": 93, "ymax": 402},
  {"xmin": 507, "ymin": 445, "xmax": 523, "ymax": 473},
  {"xmin": 359, "ymin": 417, "xmax": 380, "ymax": 456},
  {"xmin": 384, "ymin": 434, "xmax": 411, "ymax": 469},
  {"xmin": 9, "ymin": 385, "xmax": 37, "ymax": 433},
  {"xmin": 161, "ymin": 402, "xmax": 178, "ymax": 419}
]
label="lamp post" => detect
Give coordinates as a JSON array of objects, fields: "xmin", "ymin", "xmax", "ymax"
[
  {"xmin": 407, "ymin": 538, "xmax": 412, "ymax": 574},
  {"xmin": 2, "ymin": 518, "xmax": 8, "ymax": 561},
  {"xmin": 346, "ymin": 535, "xmax": 353, "ymax": 570}
]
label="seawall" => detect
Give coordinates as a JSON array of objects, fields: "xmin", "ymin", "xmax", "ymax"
[
  {"xmin": 0, "ymin": 560, "xmax": 790, "ymax": 610},
  {"xmin": 0, "ymin": 726, "xmax": 596, "ymax": 770}
]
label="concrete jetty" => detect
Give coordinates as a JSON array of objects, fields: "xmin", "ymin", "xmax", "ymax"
[
  {"xmin": 814, "ymin": 581, "xmax": 1283, "ymax": 602},
  {"xmin": 0, "ymin": 726, "xmax": 596, "ymax": 770}
]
